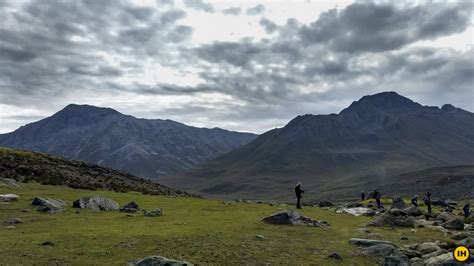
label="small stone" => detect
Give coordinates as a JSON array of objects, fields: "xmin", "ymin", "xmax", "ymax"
[
  {"xmin": 256, "ymin": 234, "xmax": 265, "ymax": 240},
  {"xmin": 0, "ymin": 194, "xmax": 20, "ymax": 202},
  {"xmin": 41, "ymin": 241, "xmax": 54, "ymax": 246},
  {"xmin": 328, "ymin": 252, "xmax": 342, "ymax": 260},
  {"xmin": 6, "ymin": 226, "xmax": 15, "ymax": 229},
  {"xmin": 4, "ymin": 218, "xmax": 22, "ymax": 225},
  {"xmin": 144, "ymin": 208, "xmax": 162, "ymax": 217},
  {"xmin": 400, "ymin": 236, "xmax": 408, "ymax": 240}
]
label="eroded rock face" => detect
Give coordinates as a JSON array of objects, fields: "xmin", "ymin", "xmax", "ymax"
[
  {"xmin": 32, "ymin": 197, "xmax": 66, "ymax": 213},
  {"xmin": 130, "ymin": 255, "xmax": 193, "ymax": 266},
  {"xmin": 368, "ymin": 212, "xmax": 415, "ymax": 228},
  {"xmin": 72, "ymin": 196, "xmax": 119, "ymax": 211},
  {"xmin": 262, "ymin": 210, "xmax": 326, "ymax": 227}
]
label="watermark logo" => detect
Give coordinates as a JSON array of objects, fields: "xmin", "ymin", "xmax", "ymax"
[{"xmin": 453, "ymin": 246, "xmax": 470, "ymax": 262}]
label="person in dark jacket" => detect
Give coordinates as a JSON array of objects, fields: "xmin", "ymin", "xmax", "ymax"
[
  {"xmin": 463, "ymin": 203, "xmax": 470, "ymax": 218},
  {"xmin": 411, "ymin": 195, "xmax": 418, "ymax": 207},
  {"xmin": 424, "ymin": 192, "xmax": 432, "ymax": 214},
  {"xmin": 295, "ymin": 182, "xmax": 304, "ymax": 209},
  {"xmin": 361, "ymin": 191, "xmax": 365, "ymax": 201},
  {"xmin": 374, "ymin": 190, "xmax": 381, "ymax": 208}
]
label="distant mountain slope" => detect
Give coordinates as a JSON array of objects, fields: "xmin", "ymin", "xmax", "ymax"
[
  {"xmin": 163, "ymin": 92, "xmax": 474, "ymax": 200},
  {"xmin": 0, "ymin": 104, "xmax": 256, "ymax": 179},
  {"xmin": 0, "ymin": 147, "xmax": 194, "ymax": 196}
]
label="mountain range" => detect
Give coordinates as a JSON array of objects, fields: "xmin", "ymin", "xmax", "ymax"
[
  {"xmin": 160, "ymin": 92, "xmax": 474, "ymax": 200},
  {"xmin": 0, "ymin": 104, "xmax": 256, "ymax": 179}
]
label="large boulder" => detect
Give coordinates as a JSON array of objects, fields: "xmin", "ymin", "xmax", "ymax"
[
  {"xmin": 442, "ymin": 218, "xmax": 464, "ymax": 230},
  {"xmin": 403, "ymin": 206, "xmax": 423, "ymax": 217},
  {"xmin": 368, "ymin": 212, "xmax": 414, "ymax": 228},
  {"xmin": 32, "ymin": 197, "xmax": 66, "ymax": 213},
  {"xmin": 457, "ymin": 237, "xmax": 474, "ymax": 248},
  {"xmin": 391, "ymin": 196, "xmax": 406, "ymax": 210},
  {"xmin": 423, "ymin": 253, "xmax": 456, "ymax": 265},
  {"xmin": 436, "ymin": 212, "xmax": 456, "ymax": 222},
  {"xmin": 262, "ymin": 210, "xmax": 325, "ymax": 227},
  {"xmin": 73, "ymin": 196, "xmax": 119, "ymax": 211},
  {"xmin": 130, "ymin": 255, "xmax": 193, "ymax": 266},
  {"xmin": 0, "ymin": 194, "xmax": 19, "ymax": 202},
  {"xmin": 120, "ymin": 202, "xmax": 139, "ymax": 213},
  {"xmin": 4, "ymin": 218, "xmax": 22, "ymax": 225}
]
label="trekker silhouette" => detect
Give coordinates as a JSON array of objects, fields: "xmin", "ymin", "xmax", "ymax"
[
  {"xmin": 424, "ymin": 192, "xmax": 432, "ymax": 214},
  {"xmin": 411, "ymin": 195, "xmax": 418, "ymax": 207},
  {"xmin": 463, "ymin": 203, "xmax": 470, "ymax": 218},
  {"xmin": 361, "ymin": 191, "xmax": 365, "ymax": 201},
  {"xmin": 295, "ymin": 182, "xmax": 304, "ymax": 209},
  {"xmin": 374, "ymin": 190, "xmax": 381, "ymax": 208}
]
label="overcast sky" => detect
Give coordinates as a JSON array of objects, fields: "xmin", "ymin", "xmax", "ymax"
[{"xmin": 0, "ymin": 0, "xmax": 473, "ymax": 134}]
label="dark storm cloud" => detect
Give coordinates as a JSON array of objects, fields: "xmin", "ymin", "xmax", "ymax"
[
  {"xmin": 221, "ymin": 7, "xmax": 241, "ymax": 16},
  {"xmin": 182, "ymin": 0, "xmax": 215, "ymax": 13},
  {"xmin": 246, "ymin": 4, "xmax": 265, "ymax": 16},
  {"xmin": 299, "ymin": 2, "xmax": 472, "ymax": 53}
]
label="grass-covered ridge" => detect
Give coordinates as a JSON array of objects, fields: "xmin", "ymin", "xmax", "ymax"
[
  {"xmin": 1, "ymin": 183, "xmax": 451, "ymax": 265},
  {"xmin": 0, "ymin": 147, "xmax": 193, "ymax": 196}
]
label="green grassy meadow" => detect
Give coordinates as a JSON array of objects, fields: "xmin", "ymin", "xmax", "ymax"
[{"xmin": 1, "ymin": 183, "xmax": 450, "ymax": 265}]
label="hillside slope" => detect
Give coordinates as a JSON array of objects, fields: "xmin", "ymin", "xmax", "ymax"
[
  {"xmin": 0, "ymin": 105, "xmax": 256, "ymax": 178},
  {"xmin": 0, "ymin": 147, "xmax": 193, "ymax": 196},
  {"xmin": 163, "ymin": 92, "xmax": 474, "ymax": 200}
]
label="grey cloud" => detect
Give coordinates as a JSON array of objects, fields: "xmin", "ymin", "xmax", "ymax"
[
  {"xmin": 222, "ymin": 7, "xmax": 241, "ymax": 16},
  {"xmin": 183, "ymin": 0, "xmax": 215, "ymax": 13},
  {"xmin": 299, "ymin": 2, "xmax": 472, "ymax": 53},
  {"xmin": 246, "ymin": 4, "xmax": 265, "ymax": 15},
  {"xmin": 259, "ymin": 17, "xmax": 278, "ymax": 34}
]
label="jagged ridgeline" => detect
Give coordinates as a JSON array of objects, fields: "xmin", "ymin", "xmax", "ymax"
[{"xmin": 0, "ymin": 147, "xmax": 195, "ymax": 197}]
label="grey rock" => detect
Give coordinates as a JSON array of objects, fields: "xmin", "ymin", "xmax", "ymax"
[
  {"xmin": 437, "ymin": 212, "xmax": 456, "ymax": 222},
  {"xmin": 391, "ymin": 196, "xmax": 406, "ymax": 210},
  {"xmin": 145, "ymin": 208, "xmax": 162, "ymax": 217},
  {"xmin": 32, "ymin": 197, "xmax": 66, "ymax": 213},
  {"xmin": 362, "ymin": 244, "xmax": 398, "ymax": 257},
  {"xmin": 120, "ymin": 201, "xmax": 139, "ymax": 213},
  {"xmin": 349, "ymin": 238, "xmax": 396, "ymax": 247},
  {"xmin": 255, "ymin": 234, "xmax": 265, "ymax": 240},
  {"xmin": 423, "ymin": 253, "xmax": 456, "ymax": 265},
  {"xmin": 409, "ymin": 257, "xmax": 424, "ymax": 266},
  {"xmin": 400, "ymin": 248, "xmax": 421, "ymax": 258},
  {"xmin": 347, "ymin": 201, "xmax": 363, "ymax": 208},
  {"xmin": 4, "ymin": 218, "xmax": 22, "ymax": 225},
  {"xmin": 368, "ymin": 212, "xmax": 415, "ymax": 228},
  {"xmin": 130, "ymin": 255, "xmax": 193, "ymax": 266},
  {"xmin": 382, "ymin": 254, "xmax": 409, "ymax": 266},
  {"xmin": 262, "ymin": 210, "xmax": 325, "ymax": 227},
  {"xmin": 6, "ymin": 225, "xmax": 15, "ymax": 229},
  {"xmin": 0, "ymin": 194, "xmax": 19, "ymax": 202},
  {"xmin": 0, "ymin": 178, "xmax": 20, "ymax": 187},
  {"xmin": 451, "ymin": 233, "xmax": 469, "ymax": 240},
  {"xmin": 73, "ymin": 196, "xmax": 119, "ymax": 211},
  {"xmin": 416, "ymin": 242, "xmax": 441, "ymax": 254},
  {"xmin": 40, "ymin": 241, "xmax": 54, "ymax": 246},
  {"xmin": 328, "ymin": 252, "xmax": 342, "ymax": 260},
  {"xmin": 442, "ymin": 218, "xmax": 464, "ymax": 230},
  {"xmin": 444, "ymin": 199, "xmax": 457, "ymax": 206},
  {"xmin": 403, "ymin": 206, "xmax": 423, "ymax": 217},
  {"xmin": 337, "ymin": 207, "xmax": 375, "ymax": 217}
]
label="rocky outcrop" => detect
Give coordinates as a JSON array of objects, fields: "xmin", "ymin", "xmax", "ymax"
[
  {"xmin": 442, "ymin": 218, "xmax": 464, "ymax": 230},
  {"xmin": 130, "ymin": 255, "xmax": 193, "ymax": 266},
  {"xmin": 337, "ymin": 207, "xmax": 375, "ymax": 217},
  {"xmin": 72, "ymin": 196, "xmax": 119, "ymax": 211},
  {"xmin": 32, "ymin": 197, "xmax": 66, "ymax": 213},
  {"xmin": 349, "ymin": 238, "xmax": 395, "ymax": 247},
  {"xmin": 403, "ymin": 206, "xmax": 423, "ymax": 217},
  {"xmin": 262, "ymin": 210, "xmax": 326, "ymax": 227}
]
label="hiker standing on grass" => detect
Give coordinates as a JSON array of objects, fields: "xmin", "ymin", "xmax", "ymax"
[
  {"xmin": 424, "ymin": 192, "xmax": 432, "ymax": 214},
  {"xmin": 361, "ymin": 191, "xmax": 365, "ymax": 201},
  {"xmin": 295, "ymin": 182, "xmax": 304, "ymax": 209},
  {"xmin": 411, "ymin": 195, "xmax": 418, "ymax": 207},
  {"xmin": 463, "ymin": 203, "xmax": 470, "ymax": 218},
  {"xmin": 374, "ymin": 190, "xmax": 381, "ymax": 208}
]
